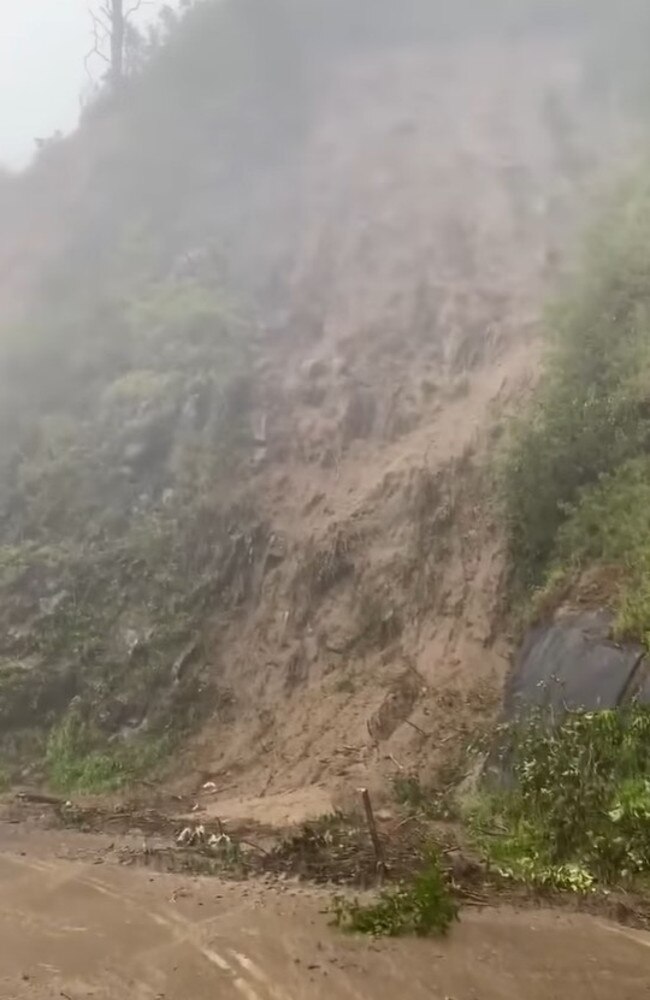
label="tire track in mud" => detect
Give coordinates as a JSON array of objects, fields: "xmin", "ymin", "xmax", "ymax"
[
  {"xmin": 0, "ymin": 851, "xmax": 285, "ymax": 1000},
  {"xmin": 3, "ymin": 837, "xmax": 650, "ymax": 1000}
]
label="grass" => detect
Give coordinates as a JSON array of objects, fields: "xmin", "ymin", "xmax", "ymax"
[
  {"xmin": 469, "ymin": 706, "xmax": 650, "ymax": 889},
  {"xmin": 331, "ymin": 852, "xmax": 458, "ymax": 937},
  {"xmin": 45, "ymin": 712, "xmax": 170, "ymax": 794}
]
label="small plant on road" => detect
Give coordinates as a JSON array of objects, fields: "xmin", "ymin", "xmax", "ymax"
[{"xmin": 331, "ymin": 852, "xmax": 458, "ymax": 937}]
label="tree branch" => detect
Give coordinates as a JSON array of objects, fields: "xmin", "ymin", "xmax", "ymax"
[
  {"xmin": 85, "ymin": 8, "xmax": 110, "ymax": 82},
  {"xmin": 125, "ymin": 0, "xmax": 154, "ymax": 19},
  {"xmin": 90, "ymin": 6, "xmax": 110, "ymax": 34},
  {"xmin": 86, "ymin": 0, "xmax": 153, "ymax": 87}
]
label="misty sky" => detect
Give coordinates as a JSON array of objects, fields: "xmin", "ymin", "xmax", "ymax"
[{"xmin": 0, "ymin": 0, "xmax": 169, "ymax": 169}]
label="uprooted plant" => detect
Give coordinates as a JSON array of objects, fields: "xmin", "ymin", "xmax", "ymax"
[{"xmin": 331, "ymin": 850, "xmax": 459, "ymax": 937}]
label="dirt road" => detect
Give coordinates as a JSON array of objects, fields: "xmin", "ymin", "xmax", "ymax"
[{"xmin": 1, "ymin": 826, "xmax": 650, "ymax": 1000}]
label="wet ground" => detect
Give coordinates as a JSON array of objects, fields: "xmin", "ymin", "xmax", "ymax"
[{"xmin": 1, "ymin": 813, "xmax": 650, "ymax": 1000}]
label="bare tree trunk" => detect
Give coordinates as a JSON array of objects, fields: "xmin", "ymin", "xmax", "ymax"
[
  {"xmin": 88, "ymin": 0, "xmax": 145, "ymax": 89},
  {"xmin": 110, "ymin": 0, "xmax": 125, "ymax": 86}
]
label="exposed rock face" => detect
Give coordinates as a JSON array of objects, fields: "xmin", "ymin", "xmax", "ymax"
[{"xmin": 506, "ymin": 611, "xmax": 648, "ymax": 719}]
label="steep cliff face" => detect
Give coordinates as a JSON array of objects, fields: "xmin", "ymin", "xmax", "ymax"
[{"xmin": 0, "ymin": 5, "xmax": 635, "ymax": 795}]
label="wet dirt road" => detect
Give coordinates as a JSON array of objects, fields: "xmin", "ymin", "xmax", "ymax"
[{"xmin": 2, "ymin": 829, "xmax": 650, "ymax": 1000}]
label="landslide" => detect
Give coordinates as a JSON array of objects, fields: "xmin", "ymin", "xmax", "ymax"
[{"xmin": 0, "ymin": 1, "xmax": 638, "ymax": 799}]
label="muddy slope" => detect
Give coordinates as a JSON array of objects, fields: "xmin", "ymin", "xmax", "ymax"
[
  {"xmin": 177, "ymin": 36, "xmax": 634, "ymax": 802},
  {"xmin": 0, "ymin": 25, "xmax": 636, "ymax": 799}
]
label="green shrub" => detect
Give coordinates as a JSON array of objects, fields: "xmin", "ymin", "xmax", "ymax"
[
  {"xmin": 331, "ymin": 852, "xmax": 458, "ymax": 937},
  {"xmin": 504, "ymin": 171, "xmax": 650, "ymax": 629},
  {"xmin": 547, "ymin": 457, "xmax": 650, "ymax": 640},
  {"xmin": 473, "ymin": 707, "xmax": 650, "ymax": 885}
]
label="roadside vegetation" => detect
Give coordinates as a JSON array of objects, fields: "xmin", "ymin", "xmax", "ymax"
[
  {"xmin": 487, "ymin": 123, "xmax": 650, "ymax": 894},
  {"xmin": 495, "ymin": 138, "xmax": 650, "ymax": 903},
  {"xmin": 469, "ymin": 706, "xmax": 650, "ymax": 892},
  {"xmin": 332, "ymin": 852, "xmax": 458, "ymax": 937}
]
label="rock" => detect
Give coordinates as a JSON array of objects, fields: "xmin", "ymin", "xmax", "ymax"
[
  {"xmin": 123, "ymin": 628, "xmax": 142, "ymax": 657},
  {"xmin": 301, "ymin": 358, "xmax": 329, "ymax": 380},
  {"xmin": 38, "ymin": 590, "xmax": 69, "ymax": 617},
  {"xmin": 367, "ymin": 670, "xmax": 421, "ymax": 743},
  {"xmin": 123, "ymin": 440, "xmax": 147, "ymax": 464},
  {"xmin": 253, "ymin": 445, "xmax": 268, "ymax": 467},
  {"xmin": 116, "ymin": 717, "xmax": 149, "ymax": 743},
  {"xmin": 265, "ymin": 532, "xmax": 287, "ymax": 570},
  {"xmin": 251, "ymin": 411, "xmax": 268, "ymax": 445},
  {"xmin": 341, "ymin": 389, "xmax": 377, "ymax": 446},
  {"xmin": 171, "ymin": 638, "xmax": 200, "ymax": 685},
  {"xmin": 488, "ymin": 610, "xmax": 650, "ymax": 786},
  {"xmin": 300, "ymin": 383, "xmax": 327, "ymax": 407},
  {"xmin": 505, "ymin": 610, "xmax": 645, "ymax": 718}
]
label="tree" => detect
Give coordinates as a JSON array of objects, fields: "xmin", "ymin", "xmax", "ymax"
[{"xmin": 87, "ymin": 1, "xmax": 149, "ymax": 87}]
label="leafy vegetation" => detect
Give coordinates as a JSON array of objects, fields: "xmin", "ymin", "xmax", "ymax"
[
  {"xmin": 0, "ymin": 260, "xmax": 262, "ymax": 766},
  {"xmin": 331, "ymin": 852, "xmax": 458, "ymax": 937},
  {"xmin": 503, "ymin": 171, "xmax": 650, "ymax": 638},
  {"xmin": 45, "ymin": 710, "xmax": 170, "ymax": 793},
  {"xmin": 472, "ymin": 707, "xmax": 650, "ymax": 888}
]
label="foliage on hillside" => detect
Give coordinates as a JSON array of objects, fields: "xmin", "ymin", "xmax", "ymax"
[
  {"xmin": 504, "ymin": 171, "xmax": 650, "ymax": 640},
  {"xmin": 473, "ymin": 706, "xmax": 650, "ymax": 889},
  {"xmin": 0, "ymin": 260, "xmax": 263, "ymax": 773}
]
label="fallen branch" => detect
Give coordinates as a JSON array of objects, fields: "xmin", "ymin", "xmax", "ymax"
[
  {"xmin": 239, "ymin": 839, "xmax": 270, "ymax": 856},
  {"xmin": 16, "ymin": 792, "xmax": 64, "ymax": 806}
]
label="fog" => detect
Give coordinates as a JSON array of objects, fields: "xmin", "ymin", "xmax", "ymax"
[
  {"xmin": 0, "ymin": 0, "xmax": 171, "ymax": 168},
  {"xmin": 1, "ymin": 1, "xmax": 647, "ymax": 170}
]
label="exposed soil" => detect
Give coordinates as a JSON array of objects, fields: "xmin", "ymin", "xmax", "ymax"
[{"xmin": 170, "ymin": 34, "xmax": 636, "ymax": 806}]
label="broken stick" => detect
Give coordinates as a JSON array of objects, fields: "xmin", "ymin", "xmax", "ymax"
[{"xmin": 360, "ymin": 787, "xmax": 387, "ymax": 883}]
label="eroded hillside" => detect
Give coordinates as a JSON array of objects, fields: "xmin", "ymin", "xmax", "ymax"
[
  {"xmin": 0, "ymin": 4, "xmax": 638, "ymax": 805},
  {"xmin": 182, "ymin": 37, "xmax": 634, "ymax": 808}
]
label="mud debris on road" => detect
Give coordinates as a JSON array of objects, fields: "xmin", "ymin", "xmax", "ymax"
[{"xmin": 1, "ymin": 813, "xmax": 650, "ymax": 1000}]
